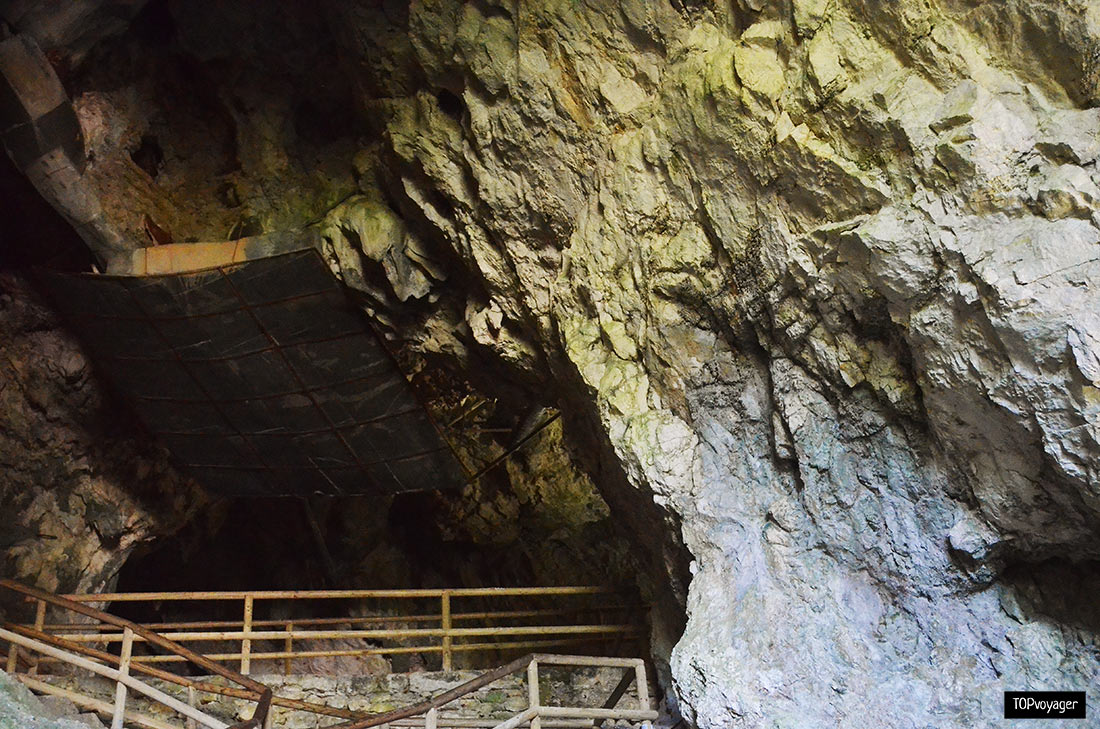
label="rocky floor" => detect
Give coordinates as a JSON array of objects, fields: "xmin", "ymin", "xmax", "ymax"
[
  {"xmin": 0, "ymin": 671, "xmax": 104, "ymax": 729},
  {"xmin": 20, "ymin": 667, "xmax": 653, "ymax": 729}
]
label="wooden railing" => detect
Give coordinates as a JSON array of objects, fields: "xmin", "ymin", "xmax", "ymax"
[
  {"xmin": 24, "ymin": 586, "xmax": 643, "ymax": 676},
  {"xmin": 2, "ymin": 581, "xmax": 657, "ymax": 729},
  {"xmin": 326, "ymin": 653, "xmax": 657, "ymax": 729},
  {"xmin": 0, "ymin": 579, "xmax": 272, "ymax": 729}
]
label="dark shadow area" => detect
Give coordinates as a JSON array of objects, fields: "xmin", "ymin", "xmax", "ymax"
[
  {"xmin": 1001, "ymin": 557, "xmax": 1100, "ymax": 634},
  {"xmin": 0, "ymin": 151, "xmax": 93, "ymax": 272}
]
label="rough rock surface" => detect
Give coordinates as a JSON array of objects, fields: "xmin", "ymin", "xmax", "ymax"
[
  {"xmin": 0, "ymin": 670, "xmax": 103, "ymax": 729},
  {"xmin": 0, "ymin": 274, "xmax": 202, "ymax": 604},
  {"xmin": 336, "ymin": 2, "xmax": 1100, "ymax": 726},
  {"xmin": 4, "ymin": 1, "xmax": 1100, "ymax": 727}
]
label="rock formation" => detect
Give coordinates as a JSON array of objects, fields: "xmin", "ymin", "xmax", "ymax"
[
  {"xmin": 2, "ymin": 0, "xmax": 1099, "ymax": 726},
  {"xmin": 0, "ymin": 273, "xmax": 202, "ymax": 605}
]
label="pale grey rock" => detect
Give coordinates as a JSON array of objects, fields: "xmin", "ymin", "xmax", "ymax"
[{"xmin": 345, "ymin": 2, "xmax": 1100, "ymax": 727}]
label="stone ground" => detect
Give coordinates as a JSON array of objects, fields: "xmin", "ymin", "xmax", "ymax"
[{"xmin": 0, "ymin": 671, "xmax": 102, "ymax": 729}]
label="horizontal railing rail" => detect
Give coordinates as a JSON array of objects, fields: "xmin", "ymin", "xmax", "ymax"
[
  {"xmin": 24, "ymin": 586, "xmax": 645, "ymax": 676},
  {"xmin": 61, "ymin": 587, "xmax": 614, "ymax": 601}
]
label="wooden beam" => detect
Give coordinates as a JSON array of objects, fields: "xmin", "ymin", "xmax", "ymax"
[
  {"xmin": 3, "ymin": 623, "xmax": 361, "ymax": 720},
  {"xmin": 327, "ymin": 654, "xmax": 535, "ymax": 729},
  {"xmin": 111, "ymin": 627, "xmax": 134, "ymax": 729},
  {"xmin": 592, "ymin": 669, "xmax": 635, "ymax": 727},
  {"xmin": 0, "ymin": 627, "xmax": 228, "ymax": 729},
  {"xmin": 16, "ymin": 676, "xmax": 178, "ymax": 729},
  {"xmin": 527, "ymin": 660, "xmax": 541, "ymax": 729}
]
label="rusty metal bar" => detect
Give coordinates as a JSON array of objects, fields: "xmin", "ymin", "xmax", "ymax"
[
  {"xmin": 441, "ymin": 591, "xmax": 453, "ymax": 671},
  {"xmin": 327, "ymin": 654, "xmax": 535, "ymax": 729},
  {"xmin": 37, "ymin": 604, "xmax": 643, "ymax": 631},
  {"xmin": 465, "ymin": 411, "xmax": 561, "ymax": 484},
  {"xmin": 592, "ymin": 670, "xmax": 635, "ymax": 727},
  {"xmin": 59, "ymin": 287, "xmax": 335, "ymax": 324},
  {"xmin": 63, "ymin": 586, "xmax": 613, "ymax": 601}
]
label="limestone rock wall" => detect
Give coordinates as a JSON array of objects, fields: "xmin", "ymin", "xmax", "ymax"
[
  {"xmin": 0, "ymin": 274, "xmax": 202, "ymax": 606},
  {"xmin": 338, "ymin": 1, "xmax": 1100, "ymax": 726}
]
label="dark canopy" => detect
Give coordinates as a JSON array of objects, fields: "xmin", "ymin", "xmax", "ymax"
[{"xmin": 39, "ymin": 249, "xmax": 466, "ymax": 496}]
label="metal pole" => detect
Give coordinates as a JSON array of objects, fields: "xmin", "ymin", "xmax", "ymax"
[
  {"xmin": 28, "ymin": 599, "xmax": 46, "ymax": 676},
  {"xmin": 241, "ymin": 597, "xmax": 253, "ymax": 675},
  {"xmin": 186, "ymin": 686, "xmax": 198, "ymax": 729},
  {"xmin": 634, "ymin": 661, "xmax": 652, "ymax": 729},
  {"xmin": 441, "ymin": 592, "xmax": 452, "ymax": 672},
  {"xmin": 111, "ymin": 627, "xmax": 134, "ymax": 729},
  {"xmin": 527, "ymin": 660, "xmax": 541, "ymax": 729},
  {"xmin": 284, "ymin": 623, "xmax": 294, "ymax": 676}
]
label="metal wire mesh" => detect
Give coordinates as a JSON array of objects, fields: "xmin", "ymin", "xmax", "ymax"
[{"xmin": 39, "ymin": 249, "xmax": 466, "ymax": 496}]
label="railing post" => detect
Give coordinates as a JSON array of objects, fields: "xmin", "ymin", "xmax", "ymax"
[
  {"xmin": 284, "ymin": 622, "xmax": 294, "ymax": 676},
  {"xmin": 425, "ymin": 707, "xmax": 438, "ymax": 729},
  {"xmin": 111, "ymin": 627, "xmax": 134, "ymax": 729},
  {"xmin": 441, "ymin": 591, "xmax": 452, "ymax": 672},
  {"xmin": 634, "ymin": 660, "xmax": 652, "ymax": 729},
  {"xmin": 33, "ymin": 599, "xmax": 46, "ymax": 631},
  {"xmin": 28, "ymin": 599, "xmax": 46, "ymax": 676},
  {"xmin": 241, "ymin": 595, "xmax": 253, "ymax": 675},
  {"xmin": 186, "ymin": 685, "xmax": 197, "ymax": 729},
  {"xmin": 5, "ymin": 643, "xmax": 17, "ymax": 673},
  {"xmin": 527, "ymin": 659, "xmax": 541, "ymax": 729}
]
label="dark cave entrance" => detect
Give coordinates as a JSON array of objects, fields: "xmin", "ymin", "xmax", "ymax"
[{"xmin": 108, "ymin": 488, "xmax": 653, "ymax": 674}]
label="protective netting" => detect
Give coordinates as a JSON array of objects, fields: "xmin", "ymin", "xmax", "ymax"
[{"xmin": 39, "ymin": 249, "xmax": 466, "ymax": 496}]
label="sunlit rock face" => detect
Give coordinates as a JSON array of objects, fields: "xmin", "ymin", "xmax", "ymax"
[
  {"xmin": 0, "ymin": 274, "xmax": 202, "ymax": 603},
  {"xmin": 335, "ymin": 1, "xmax": 1100, "ymax": 726},
  {"xmin": 5, "ymin": 0, "xmax": 1100, "ymax": 726}
]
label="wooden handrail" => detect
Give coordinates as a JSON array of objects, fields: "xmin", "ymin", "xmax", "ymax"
[
  {"xmin": 52, "ymin": 623, "xmax": 637, "ymax": 643},
  {"xmin": 33, "ymin": 604, "xmax": 644, "ymax": 632},
  {"xmin": 327, "ymin": 653, "xmax": 657, "ymax": 729},
  {"xmin": 62, "ymin": 586, "xmax": 613, "ymax": 602},
  {"xmin": 0, "ymin": 627, "xmax": 229, "ymax": 729},
  {"xmin": 0, "ymin": 580, "xmax": 272, "ymax": 729},
  {"xmin": 28, "ymin": 585, "xmax": 644, "ymax": 675},
  {"xmin": 3, "ymin": 623, "xmax": 365, "ymax": 720},
  {"xmin": 329, "ymin": 654, "xmax": 536, "ymax": 729}
]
